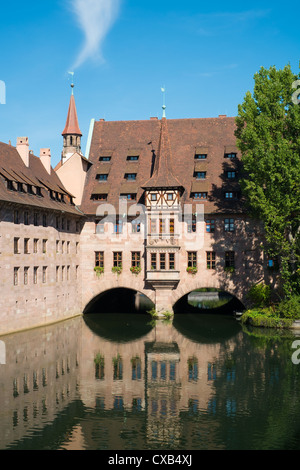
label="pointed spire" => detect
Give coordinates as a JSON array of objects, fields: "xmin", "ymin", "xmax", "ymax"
[
  {"xmin": 142, "ymin": 118, "xmax": 183, "ymax": 190},
  {"xmin": 62, "ymin": 84, "xmax": 82, "ymax": 137}
]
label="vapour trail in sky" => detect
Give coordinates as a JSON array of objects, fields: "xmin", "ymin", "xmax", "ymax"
[{"xmin": 70, "ymin": 0, "xmax": 121, "ymax": 70}]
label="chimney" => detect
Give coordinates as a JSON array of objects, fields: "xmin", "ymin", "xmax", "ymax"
[
  {"xmin": 40, "ymin": 148, "xmax": 51, "ymax": 175},
  {"xmin": 219, "ymin": 114, "xmax": 227, "ymax": 118},
  {"xmin": 16, "ymin": 137, "xmax": 30, "ymax": 167},
  {"xmin": 150, "ymin": 117, "xmax": 158, "ymax": 120}
]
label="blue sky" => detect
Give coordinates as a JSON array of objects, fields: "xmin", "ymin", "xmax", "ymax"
[{"xmin": 0, "ymin": 0, "xmax": 299, "ymax": 167}]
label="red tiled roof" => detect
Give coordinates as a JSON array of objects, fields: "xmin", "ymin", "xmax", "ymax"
[
  {"xmin": 62, "ymin": 95, "xmax": 82, "ymax": 136},
  {"xmin": 0, "ymin": 141, "xmax": 82, "ymax": 216},
  {"xmin": 80, "ymin": 117, "xmax": 244, "ymax": 215},
  {"xmin": 142, "ymin": 118, "xmax": 184, "ymax": 190}
]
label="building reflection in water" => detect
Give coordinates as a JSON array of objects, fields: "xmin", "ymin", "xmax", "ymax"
[{"xmin": 0, "ymin": 314, "xmax": 241, "ymax": 450}]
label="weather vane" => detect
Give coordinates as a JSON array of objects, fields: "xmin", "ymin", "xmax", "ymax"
[{"xmin": 161, "ymin": 86, "xmax": 166, "ymax": 118}]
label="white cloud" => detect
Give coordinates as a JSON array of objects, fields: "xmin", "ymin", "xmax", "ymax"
[{"xmin": 69, "ymin": 0, "xmax": 121, "ymax": 70}]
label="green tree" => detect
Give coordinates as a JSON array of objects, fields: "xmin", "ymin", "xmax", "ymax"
[{"xmin": 235, "ymin": 64, "xmax": 300, "ymax": 297}]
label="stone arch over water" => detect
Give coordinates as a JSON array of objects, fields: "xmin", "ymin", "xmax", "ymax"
[{"xmin": 83, "ymin": 287, "xmax": 155, "ymax": 315}]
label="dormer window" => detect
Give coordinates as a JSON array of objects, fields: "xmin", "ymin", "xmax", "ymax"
[
  {"xmin": 224, "ymin": 191, "xmax": 240, "ymax": 199},
  {"xmin": 195, "ymin": 171, "xmax": 206, "ymax": 180},
  {"xmin": 125, "ymin": 173, "xmax": 137, "ymax": 181},
  {"xmin": 226, "ymin": 171, "xmax": 237, "ymax": 179},
  {"xmin": 120, "ymin": 193, "xmax": 137, "ymax": 201},
  {"xmin": 225, "ymin": 153, "xmax": 237, "ymax": 159},
  {"xmin": 192, "ymin": 192, "xmax": 208, "ymax": 200},
  {"xmin": 99, "ymin": 156, "xmax": 111, "ymax": 162},
  {"xmin": 195, "ymin": 154, "xmax": 207, "ymax": 160},
  {"xmin": 96, "ymin": 174, "xmax": 108, "ymax": 181},
  {"xmin": 127, "ymin": 156, "xmax": 139, "ymax": 161}
]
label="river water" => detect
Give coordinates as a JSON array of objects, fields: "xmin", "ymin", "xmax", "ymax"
[{"xmin": 0, "ymin": 312, "xmax": 300, "ymax": 451}]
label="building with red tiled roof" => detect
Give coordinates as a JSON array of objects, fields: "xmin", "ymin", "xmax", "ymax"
[{"xmin": 0, "ymin": 88, "xmax": 270, "ymax": 335}]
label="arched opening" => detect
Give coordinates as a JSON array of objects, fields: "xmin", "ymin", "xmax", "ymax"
[
  {"xmin": 83, "ymin": 288, "xmax": 155, "ymax": 315},
  {"xmin": 83, "ymin": 288, "xmax": 155, "ymax": 343},
  {"xmin": 173, "ymin": 288, "xmax": 245, "ymax": 315}
]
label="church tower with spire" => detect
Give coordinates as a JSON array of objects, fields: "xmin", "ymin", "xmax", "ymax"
[{"xmin": 61, "ymin": 82, "xmax": 82, "ymax": 163}]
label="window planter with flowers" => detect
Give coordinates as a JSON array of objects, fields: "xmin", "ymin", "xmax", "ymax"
[
  {"xmin": 130, "ymin": 265, "xmax": 142, "ymax": 275},
  {"xmin": 112, "ymin": 265, "xmax": 122, "ymax": 275},
  {"xmin": 94, "ymin": 266, "xmax": 104, "ymax": 277},
  {"xmin": 187, "ymin": 266, "xmax": 198, "ymax": 275}
]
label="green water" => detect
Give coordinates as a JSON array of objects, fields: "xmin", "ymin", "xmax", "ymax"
[{"xmin": 0, "ymin": 313, "xmax": 300, "ymax": 450}]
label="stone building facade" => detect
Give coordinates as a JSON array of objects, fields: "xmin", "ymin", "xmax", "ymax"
[{"xmin": 0, "ymin": 89, "xmax": 274, "ymax": 334}]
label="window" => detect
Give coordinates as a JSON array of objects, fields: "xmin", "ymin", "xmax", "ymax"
[
  {"xmin": 125, "ymin": 173, "xmax": 137, "ymax": 181},
  {"xmin": 225, "ymin": 218, "xmax": 235, "ymax": 232},
  {"xmin": 225, "ymin": 153, "xmax": 237, "ymax": 159},
  {"xmin": 24, "ymin": 238, "xmax": 30, "ymax": 254},
  {"xmin": 67, "ymin": 266, "xmax": 70, "ymax": 281},
  {"xmin": 170, "ymin": 218, "xmax": 175, "ymax": 234},
  {"xmin": 34, "ymin": 239, "xmax": 38, "ymax": 254},
  {"xmin": 120, "ymin": 193, "xmax": 137, "ymax": 201},
  {"xmin": 187, "ymin": 215, "xmax": 197, "ymax": 233},
  {"xmin": 169, "ymin": 253, "xmax": 175, "ymax": 270},
  {"xmin": 34, "ymin": 212, "xmax": 39, "ymax": 226},
  {"xmin": 95, "ymin": 252, "xmax": 104, "ymax": 268},
  {"xmin": 160, "ymin": 253, "xmax": 166, "ymax": 270},
  {"xmin": 131, "ymin": 252, "xmax": 141, "ymax": 268},
  {"xmin": 167, "ymin": 193, "xmax": 174, "ymax": 201},
  {"xmin": 195, "ymin": 154, "xmax": 207, "ymax": 160},
  {"xmin": 42, "ymin": 239, "xmax": 47, "ymax": 253},
  {"xmin": 151, "ymin": 193, "xmax": 157, "ymax": 201},
  {"xmin": 24, "ymin": 267, "xmax": 29, "ymax": 285},
  {"xmin": 151, "ymin": 253, "xmax": 157, "ymax": 270},
  {"xmin": 14, "ymin": 210, "xmax": 19, "ymax": 225},
  {"xmin": 96, "ymin": 174, "xmax": 108, "ymax": 181},
  {"xmin": 43, "ymin": 214, "xmax": 47, "ymax": 227},
  {"xmin": 99, "ymin": 156, "xmax": 111, "ymax": 162},
  {"xmin": 56, "ymin": 266, "xmax": 59, "ymax": 282},
  {"xmin": 14, "ymin": 267, "xmax": 19, "ymax": 286},
  {"xmin": 225, "ymin": 251, "xmax": 235, "ymax": 268},
  {"xmin": 131, "ymin": 219, "xmax": 141, "ymax": 233},
  {"xmin": 24, "ymin": 212, "xmax": 29, "ymax": 225},
  {"xmin": 159, "ymin": 217, "xmax": 166, "ymax": 235},
  {"xmin": 224, "ymin": 191, "xmax": 240, "ymax": 199},
  {"xmin": 150, "ymin": 218, "xmax": 157, "ymax": 234},
  {"xmin": 127, "ymin": 155, "xmax": 139, "ymax": 161},
  {"xmin": 114, "ymin": 220, "xmax": 123, "ymax": 234},
  {"xmin": 62, "ymin": 241, "xmax": 65, "ymax": 254},
  {"xmin": 56, "ymin": 216, "xmax": 60, "ymax": 229},
  {"xmin": 206, "ymin": 220, "xmax": 215, "ymax": 233},
  {"xmin": 226, "ymin": 170, "xmax": 237, "ymax": 179},
  {"xmin": 113, "ymin": 252, "xmax": 122, "ymax": 268},
  {"xmin": 42, "ymin": 267, "xmax": 47, "ymax": 284},
  {"xmin": 207, "ymin": 252, "xmax": 216, "ymax": 270},
  {"xmin": 33, "ymin": 267, "xmax": 38, "ymax": 285},
  {"xmin": 188, "ymin": 252, "xmax": 197, "ymax": 268},
  {"xmin": 195, "ymin": 171, "xmax": 206, "ymax": 179},
  {"xmin": 61, "ymin": 266, "xmax": 65, "ymax": 282},
  {"xmin": 91, "ymin": 194, "xmax": 108, "ymax": 201},
  {"xmin": 14, "ymin": 238, "xmax": 19, "ymax": 254},
  {"xmin": 192, "ymin": 192, "xmax": 208, "ymax": 200}
]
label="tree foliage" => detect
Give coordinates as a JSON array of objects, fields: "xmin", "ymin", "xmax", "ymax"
[{"xmin": 235, "ymin": 64, "xmax": 300, "ymax": 297}]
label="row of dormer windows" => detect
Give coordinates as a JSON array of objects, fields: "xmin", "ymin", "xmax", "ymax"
[{"xmin": 98, "ymin": 153, "xmax": 237, "ymax": 163}]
